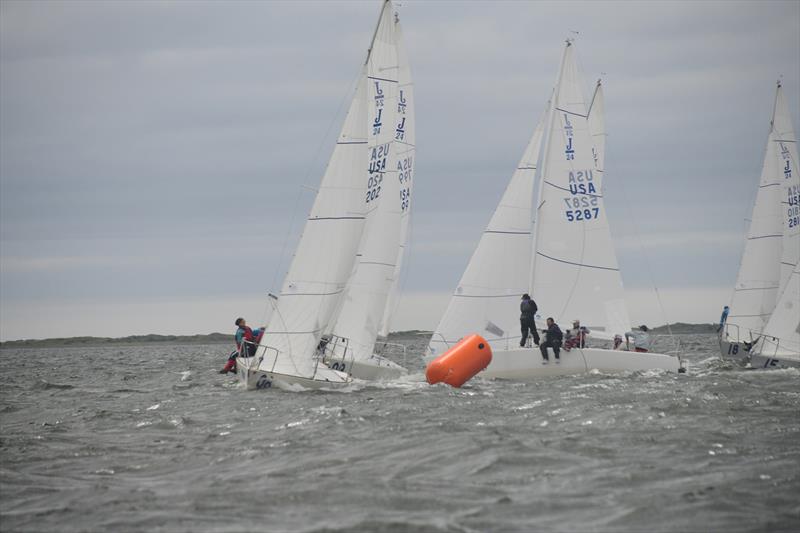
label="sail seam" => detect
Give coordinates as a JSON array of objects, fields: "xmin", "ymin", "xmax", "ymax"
[
  {"xmin": 484, "ymin": 230, "xmax": 531, "ymax": 235},
  {"xmin": 734, "ymin": 286, "xmax": 779, "ymax": 291},
  {"xmin": 336, "ymin": 141, "xmax": 368, "ymax": 145},
  {"xmin": 308, "ymin": 216, "xmax": 366, "ymax": 221},
  {"xmin": 367, "ymin": 75, "xmax": 398, "ymax": 83},
  {"xmin": 453, "ymin": 293, "xmax": 522, "ymax": 298},
  {"xmin": 748, "ymin": 234, "xmax": 782, "ymax": 240},
  {"xmin": 280, "ymin": 289, "xmax": 344, "ymax": 297},
  {"xmin": 555, "ymin": 107, "xmax": 588, "ymax": 118},
  {"xmin": 536, "ymin": 251, "xmax": 619, "ymax": 271},
  {"xmin": 359, "ymin": 261, "xmax": 396, "ymax": 267}
]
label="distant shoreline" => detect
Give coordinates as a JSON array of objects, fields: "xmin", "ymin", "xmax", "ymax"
[{"xmin": 0, "ymin": 325, "xmax": 714, "ymax": 349}]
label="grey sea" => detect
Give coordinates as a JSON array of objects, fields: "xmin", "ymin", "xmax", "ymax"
[{"xmin": 1, "ymin": 334, "xmax": 799, "ymax": 532}]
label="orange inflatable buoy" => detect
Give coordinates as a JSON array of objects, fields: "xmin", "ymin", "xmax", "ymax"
[{"xmin": 426, "ymin": 334, "xmax": 492, "ymax": 388}]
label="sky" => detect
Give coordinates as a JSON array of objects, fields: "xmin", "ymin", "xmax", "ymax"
[{"xmin": 1, "ymin": 0, "xmax": 799, "ymax": 341}]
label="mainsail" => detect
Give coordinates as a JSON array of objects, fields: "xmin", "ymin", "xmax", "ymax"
[
  {"xmin": 754, "ymin": 82, "xmax": 800, "ymax": 359},
  {"xmin": 727, "ymin": 82, "xmax": 796, "ymax": 341},
  {"xmin": 378, "ymin": 21, "xmax": 415, "ymax": 337},
  {"xmin": 326, "ymin": 1, "xmax": 406, "ymax": 362},
  {"xmin": 529, "ymin": 41, "xmax": 630, "ymax": 338}
]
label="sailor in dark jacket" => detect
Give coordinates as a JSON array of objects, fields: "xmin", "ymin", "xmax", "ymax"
[
  {"xmin": 519, "ymin": 294, "xmax": 540, "ymax": 347},
  {"xmin": 539, "ymin": 317, "xmax": 563, "ymax": 364}
]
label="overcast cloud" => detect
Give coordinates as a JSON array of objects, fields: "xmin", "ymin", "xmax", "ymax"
[{"xmin": 1, "ymin": 0, "xmax": 799, "ymax": 340}]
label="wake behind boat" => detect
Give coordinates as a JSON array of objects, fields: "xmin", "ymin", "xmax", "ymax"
[{"xmin": 427, "ymin": 40, "xmax": 683, "ymax": 378}]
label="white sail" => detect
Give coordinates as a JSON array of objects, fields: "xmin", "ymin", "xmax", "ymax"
[
  {"xmin": 428, "ymin": 112, "xmax": 546, "ymax": 356},
  {"xmin": 727, "ymin": 82, "xmax": 793, "ymax": 341},
  {"xmin": 773, "ymin": 82, "xmax": 800, "ymax": 294},
  {"xmin": 256, "ymin": 71, "xmax": 368, "ymax": 378},
  {"xmin": 378, "ymin": 19, "xmax": 415, "ymax": 337},
  {"xmin": 529, "ymin": 41, "xmax": 630, "ymax": 338},
  {"xmin": 327, "ymin": 1, "xmax": 403, "ymax": 362},
  {"xmin": 756, "ymin": 262, "xmax": 800, "ymax": 359},
  {"xmin": 752, "ymin": 82, "xmax": 800, "ymax": 361}
]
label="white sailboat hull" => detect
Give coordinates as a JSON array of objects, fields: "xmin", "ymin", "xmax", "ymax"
[
  {"xmin": 236, "ymin": 357, "xmax": 350, "ymax": 391},
  {"xmin": 324, "ymin": 355, "xmax": 407, "ymax": 380},
  {"xmin": 480, "ymin": 346, "xmax": 683, "ymax": 379},
  {"xmin": 746, "ymin": 353, "xmax": 800, "ymax": 369},
  {"xmin": 717, "ymin": 336, "xmax": 752, "ymax": 363}
]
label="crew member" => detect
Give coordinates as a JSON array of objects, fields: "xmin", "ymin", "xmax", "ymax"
[
  {"xmin": 220, "ymin": 317, "xmax": 263, "ymax": 374},
  {"xmin": 519, "ymin": 294, "xmax": 540, "ymax": 347},
  {"xmin": 718, "ymin": 305, "xmax": 730, "ymax": 333},
  {"xmin": 625, "ymin": 325, "xmax": 651, "ymax": 353},
  {"xmin": 540, "ymin": 317, "xmax": 563, "ymax": 364}
]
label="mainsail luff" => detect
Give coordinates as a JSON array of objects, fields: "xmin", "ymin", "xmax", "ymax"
[
  {"xmin": 727, "ymin": 82, "xmax": 791, "ymax": 340},
  {"xmin": 529, "ymin": 40, "xmax": 630, "ymax": 337},
  {"xmin": 327, "ymin": 2, "xmax": 403, "ymax": 361},
  {"xmin": 378, "ymin": 19, "xmax": 415, "ymax": 337}
]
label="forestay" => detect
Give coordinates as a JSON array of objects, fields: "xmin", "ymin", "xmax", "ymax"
[
  {"xmin": 529, "ymin": 41, "xmax": 630, "ymax": 338},
  {"xmin": 327, "ymin": 2, "xmax": 403, "ymax": 362},
  {"xmin": 428, "ymin": 113, "xmax": 546, "ymax": 355}
]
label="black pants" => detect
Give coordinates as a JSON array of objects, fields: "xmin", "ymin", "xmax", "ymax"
[
  {"xmin": 540, "ymin": 340, "xmax": 561, "ymax": 360},
  {"xmin": 520, "ymin": 318, "xmax": 540, "ymax": 347}
]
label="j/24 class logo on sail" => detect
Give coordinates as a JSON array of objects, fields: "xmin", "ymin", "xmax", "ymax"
[{"xmin": 564, "ymin": 170, "xmax": 600, "ymax": 222}]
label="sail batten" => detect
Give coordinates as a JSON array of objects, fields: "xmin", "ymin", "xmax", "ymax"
[{"xmin": 255, "ymin": 2, "xmax": 412, "ymax": 379}]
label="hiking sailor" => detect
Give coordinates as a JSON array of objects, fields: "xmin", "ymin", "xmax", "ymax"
[{"xmin": 220, "ymin": 317, "xmax": 263, "ymax": 374}]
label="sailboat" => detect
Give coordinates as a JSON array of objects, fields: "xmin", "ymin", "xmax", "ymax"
[
  {"xmin": 237, "ymin": 0, "xmax": 412, "ymax": 389},
  {"xmin": 427, "ymin": 40, "xmax": 682, "ymax": 378},
  {"xmin": 721, "ymin": 81, "xmax": 800, "ymax": 365}
]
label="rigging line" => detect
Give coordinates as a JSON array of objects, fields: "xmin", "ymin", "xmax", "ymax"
[{"xmin": 617, "ymin": 171, "xmax": 675, "ymax": 341}]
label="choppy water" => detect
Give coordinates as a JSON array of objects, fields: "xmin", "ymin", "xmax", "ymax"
[{"xmin": 1, "ymin": 334, "xmax": 799, "ymax": 532}]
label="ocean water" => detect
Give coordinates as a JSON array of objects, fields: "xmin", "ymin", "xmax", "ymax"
[{"xmin": 1, "ymin": 334, "xmax": 798, "ymax": 532}]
